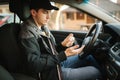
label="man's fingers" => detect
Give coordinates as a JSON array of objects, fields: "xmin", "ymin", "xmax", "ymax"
[
  {"xmin": 70, "ymin": 45, "xmax": 79, "ymax": 50},
  {"xmin": 76, "ymin": 45, "xmax": 85, "ymax": 53},
  {"xmin": 66, "ymin": 33, "xmax": 73, "ymax": 40}
]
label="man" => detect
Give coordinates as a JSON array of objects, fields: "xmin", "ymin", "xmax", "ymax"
[{"xmin": 19, "ymin": 0, "xmax": 102, "ymax": 80}]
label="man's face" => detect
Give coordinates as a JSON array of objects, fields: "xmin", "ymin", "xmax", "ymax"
[{"xmin": 31, "ymin": 9, "xmax": 51, "ymax": 26}]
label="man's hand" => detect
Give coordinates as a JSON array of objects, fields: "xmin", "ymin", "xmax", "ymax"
[
  {"xmin": 61, "ymin": 33, "xmax": 75, "ymax": 47},
  {"xmin": 65, "ymin": 45, "xmax": 85, "ymax": 57}
]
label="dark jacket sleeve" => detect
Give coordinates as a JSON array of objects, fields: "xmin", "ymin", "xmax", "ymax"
[
  {"xmin": 50, "ymin": 33, "xmax": 67, "ymax": 53},
  {"xmin": 20, "ymin": 37, "xmax": 66, "ymax": 73},
  {"xmin": 56, "ymin": 43, "xmax": 67, "ymax": 52}
]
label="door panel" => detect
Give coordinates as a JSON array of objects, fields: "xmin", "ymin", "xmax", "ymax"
[{"xmin": 51, "ymin": 30, "xmax": 87, "ymax": 45}]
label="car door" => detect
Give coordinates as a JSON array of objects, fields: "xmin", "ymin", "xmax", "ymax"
[{"xmin": 51, "ymin": 30, "xmax": 87, "ymax": 46}]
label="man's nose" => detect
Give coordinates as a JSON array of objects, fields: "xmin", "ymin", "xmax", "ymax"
[{"xmin": 46, "ymin": 14, "xmax": 50, "ymax": 19}]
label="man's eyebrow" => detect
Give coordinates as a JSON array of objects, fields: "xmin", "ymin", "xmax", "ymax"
[{"xmin": 43, "ymin": 9, "xmax": 51, "ymax": 13}]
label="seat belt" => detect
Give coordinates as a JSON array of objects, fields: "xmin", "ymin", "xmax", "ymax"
[
  {"xmin": 47, "ymin": 38, "xmax": 63, "ymax": 80},
  {"xmin": 42, "ymin": 26, "xmax": 63, "ymax": 80}
]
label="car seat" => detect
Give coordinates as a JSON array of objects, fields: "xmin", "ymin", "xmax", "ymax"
[{"xmin": 0, "ymin": 0, "xmax": 36, "ymax": 80}]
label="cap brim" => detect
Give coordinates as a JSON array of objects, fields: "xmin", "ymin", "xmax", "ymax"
[
  {"xmin": 44, "ymin": 5, "xmax": 59, "ymax": 10},
  {"xmin": 51, "ymin": 6, "xmax": 59, "ymax": 10}
]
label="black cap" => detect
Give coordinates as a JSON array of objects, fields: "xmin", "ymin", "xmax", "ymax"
[{"xmin": 30, "ymin": 0, "xmax": 59, "ymax": 10}]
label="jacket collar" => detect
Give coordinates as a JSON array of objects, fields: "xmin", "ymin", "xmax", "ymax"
[{"xmin": 26, "ymin": 17, "xmax": 48, "ymax": 37}]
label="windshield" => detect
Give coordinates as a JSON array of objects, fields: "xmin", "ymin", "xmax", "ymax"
[{"xmin": 89, "ymin": 0, "xmax": 120, "ymax": 21}]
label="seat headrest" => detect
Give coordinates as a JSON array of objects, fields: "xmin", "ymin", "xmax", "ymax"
[{"xmin": 9, "ymin": 0, "xmax": 30, "ymax": 21}]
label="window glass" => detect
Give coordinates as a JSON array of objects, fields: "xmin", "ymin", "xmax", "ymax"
[
  {"xmin": 0, "ymin": 4, "xmax": 20, "ymax": 27},
  {"xmin": 0, "ymin": 2, "xmax": 98, "ymax": 32},
  {"xmin": 48, "ymin": 3, "xmax": 98, "ymax": 32}
]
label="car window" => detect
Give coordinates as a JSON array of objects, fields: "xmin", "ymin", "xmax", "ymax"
[
  {"xmin": 0, "ymin": 4, "xmax": 20, "ymax": 27},
  {"xmin": 47, "ymin": 3, "xmax": 100, "ymax": 32},
  {"xmin": 0, "ymin": 2, "xmax": 103, "ymax": 32},
  {"xmin": 0, "ymin": 2, "xmax": 100, "ymax": 32}
]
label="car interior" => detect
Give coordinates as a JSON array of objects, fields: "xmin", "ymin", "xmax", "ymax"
[{"xmin": 0, "ymin": 0, "xmax": 120, "ymax": 80}]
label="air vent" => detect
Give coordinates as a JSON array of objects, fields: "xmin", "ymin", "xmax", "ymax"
[
  {"xmin": 112, "ymin": 43, "xmax": 120, "ymax": 52},
  {"xmin": 112, "ymin": 46, "xmax": 119, "ymax": 52}
]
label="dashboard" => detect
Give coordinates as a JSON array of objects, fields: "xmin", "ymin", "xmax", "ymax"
[{"xmin": 102, "ymin": 23, "xmax": 120, "ymax": 80}]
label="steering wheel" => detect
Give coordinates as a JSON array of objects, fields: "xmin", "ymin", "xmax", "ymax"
[{"xmin": 79, "ymin": 22, "xmax": 102, "ymax": 58}]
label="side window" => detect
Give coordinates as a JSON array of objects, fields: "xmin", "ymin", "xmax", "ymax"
[
  {"xmin": 0, "ymin": 4, "xmax": 20, "ymax": 27},
  {"xmin": 48, "ymin": 3, "xmax": 100, "ymax": 32}
]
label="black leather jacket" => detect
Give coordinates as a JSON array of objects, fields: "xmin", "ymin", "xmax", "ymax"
[{"xmin": 19, "ymin": 17, "xmax": 67, "ymax": 80}]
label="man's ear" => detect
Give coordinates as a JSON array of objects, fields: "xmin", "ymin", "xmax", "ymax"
[{"xmin": 30, "ymin": 9, "xmax": 36, "ymax": 16}]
